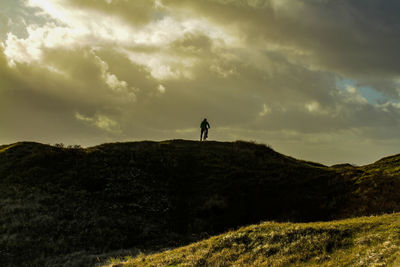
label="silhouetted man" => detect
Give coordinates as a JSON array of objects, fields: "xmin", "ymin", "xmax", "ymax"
[{"xmin": 200, "ymin": 118, "xmax": 210, "ymax": 141}]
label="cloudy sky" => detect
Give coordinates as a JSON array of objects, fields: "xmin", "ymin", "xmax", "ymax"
[{"xmin": 1, "ymin": 0, "xmax": 400, "ymax": 165}]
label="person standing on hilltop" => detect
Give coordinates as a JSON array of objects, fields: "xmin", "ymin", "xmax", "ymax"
[{"xmin": 200, "ymin": 118, "xmax": 210, "ymax": 141}]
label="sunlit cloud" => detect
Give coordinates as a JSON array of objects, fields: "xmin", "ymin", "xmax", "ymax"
[
  {"xmin": 1, "ymin": 0, "xmax": 400, "ymax": 165},
  {"xmin": 259, "ymin": 104, "xmax": 271, "ymax": 117},
  {"xmin": 75, "ymin": 112, "xmax": 121, "ymax": 133}
]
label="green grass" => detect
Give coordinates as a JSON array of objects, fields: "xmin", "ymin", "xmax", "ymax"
[
  {"xmin": 0, "ymin": 140, "xmax": 398, "ymax": 266},
  {"xmin": 105, "ymin": 213, "xmax": 400, "ymax": 267},
  {"xmin": 0, "ymin": 143, "xmax": 16, "ymax": 153},
  {"xmin": 337, "ymin": 154, "xmax": 400, "ymax": 218}
]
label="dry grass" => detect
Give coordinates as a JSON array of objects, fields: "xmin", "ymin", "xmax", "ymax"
[{"xmin": 105, "ymin": 213, "xmax": 400, "ymax": 267}]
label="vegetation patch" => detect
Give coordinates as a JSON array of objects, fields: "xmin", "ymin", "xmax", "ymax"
[
  {"xmin": 105, "ymin": 213, "xmax": 400, "ymax": 267},
  {"xmin": 0, "ymin": 140, "xmax": 398, "ymax": 266}
]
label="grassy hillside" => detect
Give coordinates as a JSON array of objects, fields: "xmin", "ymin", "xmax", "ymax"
[
  {"xmin": 337, "ymin": 154, "xmax": 400, "ymax": 218},
  {"xmin": 0, "ymin": 140, "xmax": 399, "ymax": 266},
  {"xmin": 105, "ymin": 213, "xmax": 400, "ymax": 267}
]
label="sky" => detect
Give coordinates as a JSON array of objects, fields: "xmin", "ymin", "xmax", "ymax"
[{"xmin": 1, "ymin": 0, "xmax": 400, "ymax": 165}]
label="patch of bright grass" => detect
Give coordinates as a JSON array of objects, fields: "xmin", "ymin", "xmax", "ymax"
[{"xmin": 105, "ymin": 213, "xmax": 400, "ymax": 267}]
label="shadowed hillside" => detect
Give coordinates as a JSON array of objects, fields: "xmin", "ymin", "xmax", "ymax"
[{"xmin": 0, "ymin": 140, "xmax": 399, "ymax": 266}]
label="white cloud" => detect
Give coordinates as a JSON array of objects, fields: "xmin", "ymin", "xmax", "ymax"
[
  {"xmin": 25, "ymin": 0, "xmax": 139, "ymax": 47},
  {"xmin": 342, "ymin": 85, "xmax": 368, "ymax": 105},
  {"xmin": 3, "ymin": 23, "xmax": 85, "ymax": 65},
  {"xmin": 75, "ymin": 112, "xmax": 93, "ymax": 122},
  {"xmin": 75, "ymin": 112, "xmax": 121, "ymax": 133},
  {"xmin": 210, "ymin": 63, "xmax": 238, "ymax": 78},
  {"xmin": 104, "ymin": 72, "xmax": 127, "ymax": 91},
  {"xmin": 305, "ymin": 101, "xmax": 320, "ymax": 113},
  {"xmin": 95, "ymin": 55, "xmax": 120, "ymax": 88},
  {"xmin": 259, "ymin": 104, "xmax": 271, "ymax": 116},
  {"xmin": 7, "ymin": 0, "xmax": 237, "ymax": 83},
  {"xmin": 376, "ymin": 101, "xmax": 400, "ymax": 112},
  {"xmin": 4, "ymin": 31, "xmax": 41, "ymax": 65},
  {"xmin": 95, "ymin": 115, "xmax": 120, "ymax": 133},
  {"xmin": 158, "ymin": 84, "xmax": 166, "ymax": 93},
  {"xmin": 122, "ymin": 49, "xmax": 196, "ymax": 80},
  {"xmin": 94, "ymin": 53, "xmax": 137, "ymax": 101}
]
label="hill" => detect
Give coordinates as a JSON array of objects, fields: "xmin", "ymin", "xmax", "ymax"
[
  {"xmin": 105, "ymin": 213, "xmax": 400, "ymax": 267},
  {"xmin": 0, "ymin": 140, "xmax": 399, "ymax": 266}
]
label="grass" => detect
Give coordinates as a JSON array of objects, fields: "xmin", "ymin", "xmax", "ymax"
[
  {"xmin": 338, "ymin": 154, "xmax": 400, "ymax": 218},
  {"xmin": 105, "ymin": 213, "xmax": 400, "ymax": 267},
  {"xmin": 0, "ymin": 140, "xmax": 398, "ymax": 266}
]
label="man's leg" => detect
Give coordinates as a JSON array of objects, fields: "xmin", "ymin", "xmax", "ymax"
[{"xmin": 200, "ymin": 129, "xmax": 204, "ymax": 141}]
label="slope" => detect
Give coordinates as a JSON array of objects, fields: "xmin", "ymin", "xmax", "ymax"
[
  {"xmin": 106, "ymin": 213, "xmax": 400, "ymax": 267},
  {"xmin": 0, "ymin": 140, "xmax": 398, "ymax": 266}
]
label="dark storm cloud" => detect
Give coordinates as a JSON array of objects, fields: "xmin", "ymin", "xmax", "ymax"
[{"xmin": 166, "ymin": 0, "xmax": 400, "ymax": 95}]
